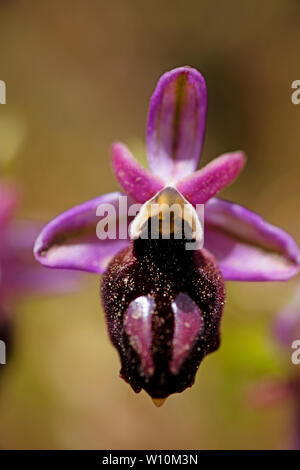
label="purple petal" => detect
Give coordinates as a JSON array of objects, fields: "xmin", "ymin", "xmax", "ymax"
[
  {"xmin": 177, "ymin": 151, "xmax": 246, "ymax": 204},
  {"xmin": 1, "ymin": 221, "xmax": 83, "ymax": 298},
  {"xmin": 111, "ymin": 142, "xmax": 164, "ymax": 203},
  {"xmin": 273, "ymin": 307, "xmax": 300, "ymax": 348},
  {"xmin": 205, "ymin": 198, "xmax": 300, "ymax": 281},
  {"xmin": 146, "ymin": 66, "xmax": 207, "ymax": 182},
  {"xmin": 170, "ymin": 293, "xmax": 205, "ymax": 375},
  {"xmin": 124, "ymin": 296, "xmax": 155, "ymax": 377},
  {"xmin": 273, "ymin": 287, "xmax": 300, "ymax": 347},
  {"xmin": 1, "ymin": 259, "xmax": 84, "ymax": 298},
  {"xmin": 34, "ymin": 192, "xmax": 132, "ymax": 274}
]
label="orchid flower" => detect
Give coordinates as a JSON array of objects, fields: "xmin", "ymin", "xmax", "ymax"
[
  {"xmin": 0, "ymin": 183, "xmax": 81, "ymax": 375},
  {"xmin": 34, "ymin": 66, "xmax": 300, "ymax": 403}
]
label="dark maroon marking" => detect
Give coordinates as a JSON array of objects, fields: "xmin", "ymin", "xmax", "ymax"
[
  {"xmin": 124, "ymin": 296, "xmax": 155, "ymax": 377},
  {"xmin": 101, "ymin": 221, "xmax": 225, "ymax": 399},
  {"xmin": 170, "ymin": 293, "xmax": 205, "ymax": 375},
  {"xmin": 171, "ymin": 73, "xmax": 187, "ymax": 162}
]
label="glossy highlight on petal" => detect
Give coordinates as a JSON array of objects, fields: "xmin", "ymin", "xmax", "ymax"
[
  {"xmin": 111, "ymin": 142, "xmax": 164, "ymax": 203},
  {"xmin": 205, "ymin": 198, "xmax": 300, "ymax": 281},
  {"xmin": 147, "ymin": 66, "xmax": 207, "ymax": 182},
  {"xmin": 34, "ymin": 192, "xmax": 131, "ymax": 274},
  {"xmin": 124, "ymin": 296, "xmax": 155, "ymax": 377},
  {"xmin": 170, "ymin": 293, "xmax": 204, "ymax": 375},
  {"xmin": 177, "ymin": 151, "xmax": 246, "ymax": 204}
]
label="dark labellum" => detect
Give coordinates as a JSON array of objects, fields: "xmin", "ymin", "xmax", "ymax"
[{"xmin": 101, "ymin": 220, "xmax": 225, "ymax": 401}]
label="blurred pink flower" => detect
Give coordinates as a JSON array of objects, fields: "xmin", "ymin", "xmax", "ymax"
[
  {"xmin": 249, "ymin": 285, "xmax": 300, "ymax": 449},
  {"xmin": 0, "ymin": 182, "xmax": 83, "ymax": 375}
]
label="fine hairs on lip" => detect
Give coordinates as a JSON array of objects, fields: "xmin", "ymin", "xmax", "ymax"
[{"xmin": 101, "ymin": 221, "xmax": 225, "ymax": 400}]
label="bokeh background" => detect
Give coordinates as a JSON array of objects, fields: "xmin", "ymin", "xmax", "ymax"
[{"xmin": 0, "ymin": 0, "xmax": 300, "ymax": 449}]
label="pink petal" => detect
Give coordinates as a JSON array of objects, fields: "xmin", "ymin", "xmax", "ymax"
[
  {"xmin": 111, "ymin": 142, "xmax": 164, "ymax": 203},
  {"xmin": 146, "ymin": 66, "xmax": 207, "ymax": 182},
  {"xmin": 34, "ymin": 192, "xmax": 132, "ymax": 274},
  {"xmin": 124, "ymin": 296, "xmax": 155, "ymax": 377},
  {"xmin": 273, "ymin": 287, "xmax": 300, "ymax": 347},
  {"xmin": 205, "ymin": 198, "xmax": 300, "ymax": 281},
  {"xmin": 1, "ymin": 220, "xmax": 83, "ymax": 298},
  {"xmin": 177, "ymin": 151, "xmax": 246, "ymax": 204},
  {"xmin": 170, "ymin": 293, "xmax": 205, "ymax": 375},
  {"xmin": 247, "ymin": 380, "xmax": 293, "ymax": 407}
]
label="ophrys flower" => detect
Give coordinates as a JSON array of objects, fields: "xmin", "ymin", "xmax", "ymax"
[{"xmin": 34, "ymin": 66, "xmax": 300, "ymax": 403}]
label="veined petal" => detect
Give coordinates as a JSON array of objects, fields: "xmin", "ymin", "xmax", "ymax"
[
  {"xmin": 204, "ymin": 198, "xmax": 300, "ymax": 281},
  {"xmin": 146, "ymin": 66, "xmax": 207, "ymax": 182},
  {"xmin": 34, "ymin": 192, "xmax": 132, "ymax": 274},
  {"xmin": 111, "ymin": 142, "xmax": 164, "ymax": 203},
  {"xmin": 177, "ymin": 151, "xmax": 246, "ymax": 204}
]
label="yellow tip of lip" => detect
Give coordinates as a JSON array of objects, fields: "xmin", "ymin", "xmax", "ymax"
[{"xmin": 152, "ymin": 398, "xmax": 167, "ymax": 407}]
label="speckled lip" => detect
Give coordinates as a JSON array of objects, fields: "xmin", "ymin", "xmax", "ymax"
[{"xmin": 101, "ymin": 229, "xmax": 225, "ymax": 399}]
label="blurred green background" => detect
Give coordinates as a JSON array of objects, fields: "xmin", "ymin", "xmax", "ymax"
[{"xmin": 0, "ymin": 0, "xmax": 300, "ymax": 449}]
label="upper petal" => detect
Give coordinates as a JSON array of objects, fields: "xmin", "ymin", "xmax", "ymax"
[
  {"xmin": 177, "ymin": 151, "xmax": 246, "ymax": 204},
  {"xmin": 34, "ymin": 192, "xmax": 131, "ymax": 274},
  {"xmin": 111, "ymin": 142, "xmax": 164, "ymax": 203},
  {"xmin": 204, "ymin": 198, "xmax": 300, "ymax": 281},
  {"xmin": 146, "ymin": 66, "xmax": 207, "ymax": 182}
]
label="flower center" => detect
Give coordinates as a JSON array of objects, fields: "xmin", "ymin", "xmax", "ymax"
[{"xmin": 130, "ymin": 186, "xmax": 203, "ymax": 250}]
